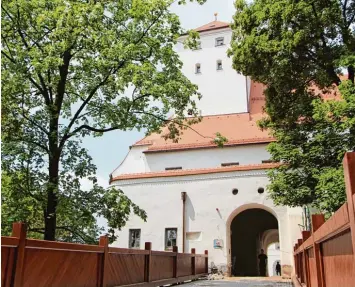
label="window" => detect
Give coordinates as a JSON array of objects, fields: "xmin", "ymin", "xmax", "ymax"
[
  {"xmin": 165, "ymin": 167, "xmax": 182, "ymax": 171},
  {"xmin": 129, "ymin": 229, "xmax": 141, "ymax": 248},
  {"xmin": 221, "ymin": 162, "xmax": 239, "ymax": 167},
  {"xmin": 215, "ymin": 37, "xmax": 224, "ymax": 46},
  {"xmin": 262, "ymin": 159, "xmax": 279, "ymax": 164},
  {"xmin": 195, "ymin": 63, "xmax": 201, "ymax": 74},
  {"xmin": 216, "ymin": 60, "xmax": 223, "ymax": 70},
  {"xmin": 165, "ymin": 228, "xmax": 177, "ymax": 250}
]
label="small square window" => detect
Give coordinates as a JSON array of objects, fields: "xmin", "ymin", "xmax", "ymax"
[
  {"xmin": 217, "ymin": 60, "xmax": 223, "ymax": 70},
  {"xmin": 129, "ymin": 229, "xmax": 141, "ymax": 248},
  {"xmin": 195, "ymin": 63, "xmax": 201, "ymax": 74},
  {"xmin": 165, "ymin": 228, "xmax": 177, "ymax": 250},
  {"xmin": 215, "ymin": 37, "xmax": 224, "ymax": 46}
]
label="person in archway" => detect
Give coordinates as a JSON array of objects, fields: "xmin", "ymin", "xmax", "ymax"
[
  {"xmin": 275, "ymin": 261, "xmax": 281, "ymax": 276},
  {"xmin": 258, "ymin": 249, "xmax": 268, "ymax": 276}
]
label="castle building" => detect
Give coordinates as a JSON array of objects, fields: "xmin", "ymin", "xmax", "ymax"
[{"xmin": 109, "ymin": 18, "xmax": 303, "ymax": 277}]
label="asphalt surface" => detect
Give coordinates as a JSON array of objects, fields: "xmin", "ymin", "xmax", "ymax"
[{"xmin": 179, "ymin": 279, "xmax": 293, "ymax": 287}]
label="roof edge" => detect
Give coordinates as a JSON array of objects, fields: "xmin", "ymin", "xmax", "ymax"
[
  {"xmin": 143, "ymin": 138, "xmax": 275, "ymax": 153},
  {"xmin": 180, "ymin": 23, "xmax": 231, "ymax": 36},
  {"xmin": 110, "ymin": 163, "xmax": 280, "ymax": 182}
]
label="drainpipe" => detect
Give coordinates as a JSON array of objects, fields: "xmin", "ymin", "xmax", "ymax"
[{"xmin": 181, "ymin": 192, "xmax": 187, "ymax": 253}]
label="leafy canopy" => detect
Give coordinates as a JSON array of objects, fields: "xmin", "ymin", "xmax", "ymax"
[
  {"xmin": 1, "ymin": 0, "xmax": 206, "ymax": 242},
  {"xmin": 229, "ymin": 0, "xmax": 355, "ymax": 213}
]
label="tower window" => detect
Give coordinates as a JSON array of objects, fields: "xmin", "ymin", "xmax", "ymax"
[
  {"xmin": 217, "ymin": 60, "xmax": 223, "ymax": 70},
  {"xmin": 195, "ymin": 63, "xmax": 201, "ymax": 74},
  {"xmin": 215, "ymin": 37, "xmax": 224, "ymax": 46}
]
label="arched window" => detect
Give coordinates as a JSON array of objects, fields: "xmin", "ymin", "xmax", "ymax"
[
  {"xmin": 216, "ymin": 60, "xmax": 222, "ymax": 70},
  {"xmin": 195, "ymin": 63, "xmax": 201, "ymax": 74}
]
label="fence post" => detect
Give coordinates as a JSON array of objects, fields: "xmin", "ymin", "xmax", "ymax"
[
  {"xmin": 191, "ymin": 248, "xmax": 196, "ymax": 275},
  {"xmin": 302, "ymin": 231, "xmax": 311, "ymax": 286},
  {"xmin": 343, "ymin": 153, "xmax": 355, "ymax": 260},
  {"xmin": 144, "ymin": 242, "xmax": 152, "ymax": 282},
  {"xmin": 293, "ymin": 244, "xmax": 297, "ymax": 277},
  {"xmin": 312, "ymin": 214, "xmax": 325, "ymax": 287},
  {"xmin": 297, "ymin": 239, "xmax": 303, "ymax": 283},
  {"xmin": 98, "ymin": 235, "xmax": 109, "ymax": 287},
  {"xmin": 12, "ymin": 222, "xmax": 27, "ymax": 287},
  {"xmin": 173, "ymin": 246, "xmax": 178, "ymax": 278},
  {"xmin": 204, "ymin": 250, "xmax": 208, "ymax": 274}
]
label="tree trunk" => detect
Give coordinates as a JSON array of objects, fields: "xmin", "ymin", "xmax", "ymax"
[
  {"xmin": 348, "ymin": 65, "xmax": 354, "ymax": 84},
  {"xmin": 44, "ymin": 153, "xmax": 59, "ymax": 241}
]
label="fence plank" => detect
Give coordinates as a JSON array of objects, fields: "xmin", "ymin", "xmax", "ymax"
[
  {"xmin": 343, "ymin": 152, "xmax": 355, "ymax": 264},
  {"xmin": 99, "ymin": 236, "xmax": 109, "ymax": 287},
  {"xmin": 12, "ymin": 223, "xmax": 26, "ymax": 287},
  {"xmin": 312, "ymin": 214, "xmax": 326, "ymax": 287}
]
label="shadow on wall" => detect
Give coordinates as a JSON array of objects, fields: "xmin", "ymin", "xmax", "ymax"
[{"xmin": 185, "ymin": 195, "xmax": 196, "ymax": 252}]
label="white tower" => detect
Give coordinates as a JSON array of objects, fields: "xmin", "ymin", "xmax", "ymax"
[{"xmin": 176, "ymin": 15, "xmax": 249, "ymax": 116}]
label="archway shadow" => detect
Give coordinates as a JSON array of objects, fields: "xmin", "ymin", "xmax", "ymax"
[{"xmin": 230, "ymin": 208, "xmax": 278, "ymax": 276}]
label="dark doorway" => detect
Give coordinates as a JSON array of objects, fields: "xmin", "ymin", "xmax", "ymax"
[{"xmin": 230, "ymin": 208, "xmax": 278, "ymax": 276}]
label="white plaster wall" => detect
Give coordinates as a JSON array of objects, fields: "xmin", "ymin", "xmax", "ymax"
[
  {"xmin": 176, "ymin": 29, "xmax": 248, "ymax": 116},
  {"xmin": 111, "ymin": 145, "xmax": 149, "ymax": 177},
  {"xmin": 111, "ymin": 169, "xmax": 301, "ymax": 272},
  {"xmin": 112, "ymin": 144, "xmax": 271, "ymax": 177},
  {"xmin": 145, "ymin": 144, "xmax": 270, "ymax": 171}
]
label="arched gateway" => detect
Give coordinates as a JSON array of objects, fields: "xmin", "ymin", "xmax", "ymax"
[{"xmin": 226, "ymin": 204, "xmax": 280, "ymax": 276}]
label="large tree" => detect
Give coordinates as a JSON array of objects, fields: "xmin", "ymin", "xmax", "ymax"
[
  {"xmin": 1, "ymin": 0, "xmax": 205, "ymax": 242},
  {"xmin": 229, "ymin": 0, "xmax": 355, "ymax": 213}
]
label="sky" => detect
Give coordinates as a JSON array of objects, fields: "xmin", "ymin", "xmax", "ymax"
[{"xmin": 81, "ymin": 0, "xmax": 236, "ymax": 189}]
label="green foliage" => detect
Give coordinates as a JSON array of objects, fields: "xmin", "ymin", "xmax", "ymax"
[
  {"xmin": 229, "ymin": 0, "xmax": 355, "ymax": 213},
  {"xmin": 1, "ymin": 0, "xmax": 204, "ymax": 243}
]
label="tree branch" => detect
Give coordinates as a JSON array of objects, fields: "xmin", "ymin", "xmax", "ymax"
[
  {"xmin": 15, "ymin": 5, "xmax": 51, "ymax": 106},
  {"xmin": 59, "ymin": 61, "xmax": 126, "ymax": 149},
  {"xmin": 132, "ymin": 111, "xmax": 212, "ymax": 140}
]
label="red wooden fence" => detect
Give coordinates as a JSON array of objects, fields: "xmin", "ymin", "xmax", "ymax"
[
  {"xmin": 1, "ymin": 223, "xmax": 208, "ymax": 287},
  {"xmin": 293, "ymin": 152, "xmax": 355, "ymax": 287}
]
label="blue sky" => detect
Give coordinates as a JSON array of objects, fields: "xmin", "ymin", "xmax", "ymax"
[{"xmin": 82, "ymin": 0, "xmax": 236, "ymax": 187}]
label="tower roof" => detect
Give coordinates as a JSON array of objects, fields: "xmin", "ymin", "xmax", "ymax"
[{"xmin": 193, "ymin": 20, "xmax": 230, "ymax": 33}]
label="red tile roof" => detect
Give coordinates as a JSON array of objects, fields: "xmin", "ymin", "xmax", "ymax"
[
  {"xmin": 111, "ymin": 163, "xmax": 280, "ymax": 182},
  {"xmin": 194, "ymin": 20, "xmax": 230, "ymax": 33},
  {"xmin": 134, "ymin": 113, "xmax": 274, "ymax": 152}
]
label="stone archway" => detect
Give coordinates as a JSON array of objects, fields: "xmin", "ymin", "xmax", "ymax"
[{"xmin": 226, "ymin": 204, "xmax": 279, "ymax": 276}]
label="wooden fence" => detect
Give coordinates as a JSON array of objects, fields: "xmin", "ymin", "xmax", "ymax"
[
  {"xmin": 293, "ymin": 152, "xmax": 355, "ymax": 287},
  {"xmin": 1, "ymin": 223, "xmax": 208, "ymax": 287}
]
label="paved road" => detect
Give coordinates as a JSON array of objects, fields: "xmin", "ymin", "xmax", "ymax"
[{"xmin": 180, "ymin": 279, "xmax": 293, "ymax": 287}]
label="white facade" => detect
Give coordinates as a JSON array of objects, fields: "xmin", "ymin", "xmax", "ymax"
[
  {"xmin": 110, "ymin": 22, "xmax": 303, "ymax": 277},
  {"xmin": 112, "ymin": 143, "xmax": 271, "ymax": 177},
  {"xmin": 176, "ymin": 28, "xmax": 248, "ymax": 116}
]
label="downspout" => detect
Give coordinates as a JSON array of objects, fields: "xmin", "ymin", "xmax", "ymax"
[{"xmin": 181, "ymin": 192, "xmax": 187, "ymax": 253}]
